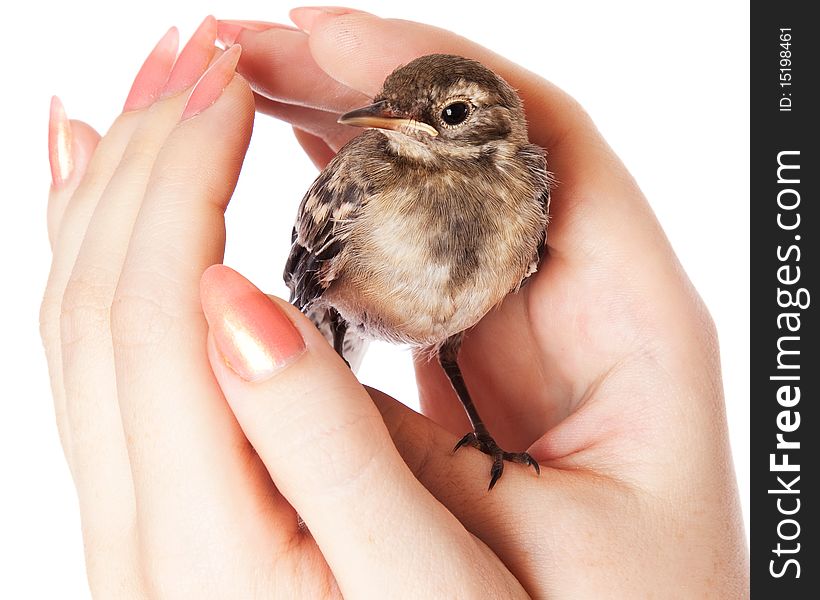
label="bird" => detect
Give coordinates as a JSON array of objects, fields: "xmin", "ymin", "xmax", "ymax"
[{"xmin": 284, "ymin": 54, "xmax": 551, "ymax": 489}]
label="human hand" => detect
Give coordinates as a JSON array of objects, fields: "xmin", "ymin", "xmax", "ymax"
[
  {"xmin": 41, "ymin": 20, "xmax": 528, "ymax": 598},
  {"xmin": 217, "ymin": 8, "xmax": 750, "ymax": 597}
]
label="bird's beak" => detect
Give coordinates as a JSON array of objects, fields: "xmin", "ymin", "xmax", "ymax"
[{"xmin": 338, "ymin": 101, "xmax": 438, "ymax": 137}]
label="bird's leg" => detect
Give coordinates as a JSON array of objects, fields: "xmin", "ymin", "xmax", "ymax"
[
  {"xmin": 438, "ymin": 335, "xmax": 540, "ymax": 490},
  {"xmin": 328, "ymin": 307, "xmax": 351, "ymax": 368}
]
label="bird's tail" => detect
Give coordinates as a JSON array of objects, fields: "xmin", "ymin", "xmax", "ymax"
[{"xmin": 304, "ymin": 305, "xmax": 369, "ymax": 372}]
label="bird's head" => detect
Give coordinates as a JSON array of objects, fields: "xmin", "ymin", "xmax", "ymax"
[{"xmin": 338, "ymin": 54, "xmax": 528, "ymax": 163}]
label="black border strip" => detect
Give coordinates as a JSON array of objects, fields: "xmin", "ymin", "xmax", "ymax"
[{"xmin": 752, "ymin": 3, "xmax": 817, "ymax": 595}]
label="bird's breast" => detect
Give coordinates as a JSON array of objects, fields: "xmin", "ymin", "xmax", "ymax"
[{"xmin": 324, "ymin": 174, "xmax": 545, "ymax": 347}]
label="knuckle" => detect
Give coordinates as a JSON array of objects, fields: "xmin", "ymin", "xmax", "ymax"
[
  {"xmin": 115, "ymin": 145, "xmax": 163, "ymax": 179},
  {"xmin": 110, "ymin": 279, "xmax": 179, "ymax": 349},
  {"xmin": 60, "ymin": 266, "xmax": 119, "ymax": 348}
]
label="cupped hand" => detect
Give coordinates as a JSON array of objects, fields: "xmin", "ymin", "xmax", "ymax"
[
  {"xmin": 41, "ymin": 20, "xmax": 528, "ymax": 599},
  {"xmin": 219, "ymin": 8, "xmax": 749, "ymax": 597}
]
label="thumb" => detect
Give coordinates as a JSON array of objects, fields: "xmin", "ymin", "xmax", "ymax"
[{"xmin": 199, "ymin": 265, "xmax": 495, "ymax": 595}]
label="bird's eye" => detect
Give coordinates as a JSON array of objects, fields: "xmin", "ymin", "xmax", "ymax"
[{"xmin": 441, "ymin": 102, "xmax": 471, "ymax": 126}]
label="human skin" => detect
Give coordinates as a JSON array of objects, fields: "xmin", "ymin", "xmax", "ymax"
[{"xmin": 40, "ymin": 8, "xmax": 749, "ymax": 599}]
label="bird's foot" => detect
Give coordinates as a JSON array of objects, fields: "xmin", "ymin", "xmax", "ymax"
[{"xmin": 453, "ymin": 430, "xmax": 540, "ymax": 490}]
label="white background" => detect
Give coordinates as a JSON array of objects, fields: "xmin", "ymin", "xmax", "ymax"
[{"xmin": 1, "ymin": 1, "xmax": 749, "ymax": 596}]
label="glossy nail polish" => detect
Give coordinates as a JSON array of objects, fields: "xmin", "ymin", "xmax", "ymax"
[
  {"xmin": 123, "ymin": 27, "xmax": 179, "ymax": 112},
  {"xmin": 162, "ymin": 16, "xmax": 217, "ymax": 97},
  {"xmin": 180, "ymin": 44, "xmax": 241, "ymax": 120},
  {"xmin": 201, "ymin": 265, "xmax": 305, "ymax": 381},
  {"xmin": 48, "ymin": 96, "xmax": 73, "ymax": 187}
]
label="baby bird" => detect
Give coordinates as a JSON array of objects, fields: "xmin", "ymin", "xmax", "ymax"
[{"xmin": 285, "ymin": 54, "xmax": 551, "ymax": 489}]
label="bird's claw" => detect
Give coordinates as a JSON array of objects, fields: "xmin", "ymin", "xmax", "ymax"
[{"xmin": 453, "ymin": 431, "xmax": 540, "ymax": 490}]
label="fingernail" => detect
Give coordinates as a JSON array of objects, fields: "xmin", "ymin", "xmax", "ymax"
[
  {"xmin": 162, "ymin": 16, "xmax": 217, "ymax": 97},
  {"xmin": 48, "ymin": 96, "xmax": 73, "ymax": 187},
  {"xmin": 289, "ymin": 6, "xmax": 361, "ymax": 34},
  {"xmin": 123, "ymin": 27, "xmax": 179, "ymax": 112},
  {"xmin": 201, "ymin": 265, "xmax": 305, "ymax": 382},
  {"xmin": 216, "ymin": 19, "xmax": 295, "ymax": 46},
  {"xmin": 181, "ymin": 44, "xmax": 241, "ymax": 120}
]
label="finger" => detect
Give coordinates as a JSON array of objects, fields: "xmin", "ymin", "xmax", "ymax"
[
  {"xmin": 201, "ymin": 266, "xmax": 522, "ymax": 598},
  {"xmin": 60, "ymin": 62, "xmax": 192, "ymax": 538},
  {"xmin": 40, "ymin": 26, "xmax": 178, "ymax": 470},
  {"xmin": 62, "ymin": 17, "xmax": 218, "ymax": 496},
  {"xmin": 40, "ymin": 28, "xmax": 183, "ymax": 597},
  {"xmin": 47, "ymin": 99, "xmax": 101, "ymax": 247},
  {"xmin": 292, "ymin": 126, "xmax": 336, "ymax": 169},
  {"xmin": 223, "ymin": 23, "xmax": 369, "ymax": 113},
  {"xmin": 162, "ymin": 16, "xmax": 218, "ymax": 98},
  {"xmin": 254, "ymin": 93, "xmax": 356, "ymax": 150},
  {"xmin": 111, "ymin": 58, "xmax": 302, "ymax": 578},
  {"xmin": 216, "ymin": 18, "xmax": 301, "ymax": 45},
  {"xmin": 41, "ymin": 112, "xmax": 142, "ymax": 468}
]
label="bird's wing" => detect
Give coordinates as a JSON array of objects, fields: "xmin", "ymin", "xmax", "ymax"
[{"xmin": 284, "ymin": 163, "xmax": 366, "ymax": 310}]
